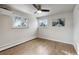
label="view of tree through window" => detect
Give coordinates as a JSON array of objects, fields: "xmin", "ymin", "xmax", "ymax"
[
  {"xmin": 39, "ymin": 19, "xmax": 48, "ymax": 27},
  {"xmin": 12, "ymin": 16, "xmax": 28, "ymax": 28}
]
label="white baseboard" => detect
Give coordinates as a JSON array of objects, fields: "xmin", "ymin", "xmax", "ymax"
[
  {"xmin": 0, "ymin": 36, "xmax": 36, "ymax": 52},
  {"xmin": 73, "ymin": 41, "xmax": 78, "ymax": 54},
  {"xmin": 37, "ymin": 36, "xmax": 73, "ymax": 45}
]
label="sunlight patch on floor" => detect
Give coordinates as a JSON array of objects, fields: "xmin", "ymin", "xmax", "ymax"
[{"xmin": 37, "ymin": 45, "xmax": 49, "ymax": 55}]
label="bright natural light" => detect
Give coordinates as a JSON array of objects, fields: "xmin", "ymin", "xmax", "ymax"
[{"xmin": 39, "ymin": 19, "xmax": 48, "ymax": 27}]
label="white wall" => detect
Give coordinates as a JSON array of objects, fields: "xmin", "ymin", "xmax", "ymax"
[
  {"xmin": 37, "ymin": 12, "xmax": 73, "ymax": 44},
  {"xmin": 0, "ymin": 8, "xmax": 74, "ymax": 52},
  {"xmin": 0, "ymin": 10, "xmax": 38, "ymax": 51},
  {"xmin": 73, "ymin": 5, "xmax": 79, "ymax": 54}
]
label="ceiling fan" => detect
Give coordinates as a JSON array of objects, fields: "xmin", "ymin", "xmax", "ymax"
[
  {"xmin": 0, "ymin": 4, "xmax": 10, "ymax": 11},
  {"xmin": 33, "ymin": 4, "xmax": 50, "ymax": 14}
]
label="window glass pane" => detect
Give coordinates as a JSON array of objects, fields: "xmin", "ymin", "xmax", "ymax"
[
  {"xmin": 39, "ymin": 19, "xmax": 48, "ymax": 27},
  {"xmin": 12, "ymin": 16, "xmax": 28, "ymax": 28}
]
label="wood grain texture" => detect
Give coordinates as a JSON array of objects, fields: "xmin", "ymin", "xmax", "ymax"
[{"xmin": 0, "ymin": 38, "xmax": 77, "ymax": 55}]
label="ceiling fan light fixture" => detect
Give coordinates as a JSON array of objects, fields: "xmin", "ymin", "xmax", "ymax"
[{"xmin": 37, "ymin": 10, "xmax": 42, "ymax": 14}]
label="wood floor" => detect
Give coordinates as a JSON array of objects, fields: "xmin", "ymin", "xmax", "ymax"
[{"xmin": 0, "ymin": 38, "xmax": 77, "ymax": 55}]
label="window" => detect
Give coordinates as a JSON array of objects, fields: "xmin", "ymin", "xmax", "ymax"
[
  {"xmin": 12, "ymin": 15, "xmax": 28, "ymax": 28},
  {"xmin": 39, "ymin": 19, "xmax": 48, "ymax": 27}
]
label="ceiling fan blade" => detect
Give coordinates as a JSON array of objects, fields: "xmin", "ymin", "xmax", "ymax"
[
  {"xmin": 38, "ymin": 4, "xmax": 41, "ymax": 10},
  {"xmin": 33, "ymin": 4, "xmax": 38, "ymax": 10},
  {"xmin": 41, "ymin": 9, "xmax": 50, "ymax": 12},
  {"xmin": 33, "ymin": 4, "xmax": 50, "ymax": 13},
  {"xmin": 33, "ymin": 4, "xmax": 41, "ymax": 10}
]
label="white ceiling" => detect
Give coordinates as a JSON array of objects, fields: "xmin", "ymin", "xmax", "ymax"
[{"xmin": 7, "ymin": 4, "xmax": 75, "ymax": 17}]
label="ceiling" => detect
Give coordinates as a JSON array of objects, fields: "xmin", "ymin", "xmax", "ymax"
[{"xmin": 0, "ymin": 4, "xmax": 75, "ymax": 17}]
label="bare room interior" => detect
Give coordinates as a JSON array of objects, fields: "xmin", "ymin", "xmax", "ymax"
[{"xmin": 0, "ymin": 4, "xmax": 79, "ymax": 55}]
